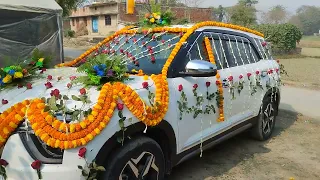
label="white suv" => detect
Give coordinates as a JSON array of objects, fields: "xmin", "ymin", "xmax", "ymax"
[{"xmin": 0, "ymin": 22, "xmax": 280, "ymax": 180}]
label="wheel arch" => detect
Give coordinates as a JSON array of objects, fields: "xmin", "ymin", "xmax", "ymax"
[{"xmin": 95, "ymin": 120, "xmax": 177, "ymax": 174}]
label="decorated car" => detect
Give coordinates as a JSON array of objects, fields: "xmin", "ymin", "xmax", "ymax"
[{"xmin": 0, "ymin": 16, "xmax": 281, "ymax": 180}]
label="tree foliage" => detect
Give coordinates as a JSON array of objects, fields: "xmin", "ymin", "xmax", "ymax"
[
  {"xmin": 55, "ymin": 0, "xmax": 86, "ymax": 17},
  {"xmin": 289, "ymin": 6, "xmax": 320, "ymax": 35},
  {"xmin": 262, "ymin": 5, "xmax": 288, "ymax": 24},
  {"xmin": 229, "ymin": 0, "xmax": 258, "ymax": 26},
  {"xmin": 251, "ymin": 24, "xmax": 302, "ymax": 53}
]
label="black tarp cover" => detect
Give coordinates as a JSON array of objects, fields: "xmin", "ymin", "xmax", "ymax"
[{"xmin": 0, "ymin": 0, "xmax": 64, "ymax": 67}]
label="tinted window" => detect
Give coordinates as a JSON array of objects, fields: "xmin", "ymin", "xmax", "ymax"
[{"xmin": 186, "ymin": 34, "xmax": 210, "ymax": 62}]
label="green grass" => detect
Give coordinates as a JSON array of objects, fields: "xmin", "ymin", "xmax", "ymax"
[{"xmin": 301, "ymin": 36, "xmax": 320, "ymax": 41}]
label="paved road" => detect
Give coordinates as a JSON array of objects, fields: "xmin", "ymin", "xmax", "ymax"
[
  {"xmin": 280, "ymin": 86, "xmax": 320, "ymax": 119},
  {"xmin": 63, "ymin": 48, "xmax": 320, "ymax": 119},
  {"xmin": 64, "ymin": 48, "xmax": 85, "ymax": 58}
]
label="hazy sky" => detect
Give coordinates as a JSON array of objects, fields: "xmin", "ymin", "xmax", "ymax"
[{"xmin": 201, "ymin": 0, "xmax": 320, "ymax": 13}]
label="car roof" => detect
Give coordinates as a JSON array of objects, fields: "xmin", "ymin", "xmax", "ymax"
[{"xmin": 169, "ymin": 24, "xmax": 263, "ymax": 39}]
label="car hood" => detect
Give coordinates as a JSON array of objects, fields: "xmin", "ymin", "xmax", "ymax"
[{"xmin": 0, "ymin": 67, "xmax": 150, "ymax": 113}]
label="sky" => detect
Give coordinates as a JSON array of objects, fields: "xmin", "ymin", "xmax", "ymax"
[{"xmin": 201, "ymin": 0, "xmax": 320, "ymax": 13}]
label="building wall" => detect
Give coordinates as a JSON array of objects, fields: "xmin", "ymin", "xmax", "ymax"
[
  {"xmin": 87, "ymin": 15, "xmax": 118, "ymax": 35},
  {"xmin": 119, "ymin": 3, "xmax": 213, "ymax": 23}
]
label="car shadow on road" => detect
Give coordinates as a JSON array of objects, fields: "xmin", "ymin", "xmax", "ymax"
[{"xmin": 169, "ymin": 108, "xmax": 299, "ymax": 180}]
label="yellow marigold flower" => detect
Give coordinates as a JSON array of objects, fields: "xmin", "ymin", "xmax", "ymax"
[
  {"xmin": 86, "ymin": 134, "xmax": 94, "ymax": 140},
  {"xmin": 55, "ymin": 140, "xmax": 60, "ymax": 148},
  {"xmin": 94, "ymin": 128, "xmax": 101, "ymax": 134},
  {"xmin": 143, "ymin": 75, "xmax": 149, "ymax": 80},
  {"xmin": 92, "ymin": 110, "xmax": 98, "ymax": 117},
  {"xmin": 3, "ymin": 128, "xmax": 9, "ymax": 135},
  {"xmin": 100, "ymin": 122, "xmax": 106, "ymax": 128},
  {"xmin": 38, "ymin": 58, "xmax": 45, "ymax": 62},
  {"xmin": 80, "ymin": 121, "xmax": 87, "ymax": 128},
  {"xmin": 150, "ymin": 18, "xmax": 155, "ymax": 23},
  {"xmin": 64, "ymin": 141, "xmax": 69, "ymax": 149},
  {"xmin": 9, "ymin": 122, "xmax": 17, "ymax": 128},
  {"xmin": 13, "ymin": 72, "xmax": 23, "ymax": 79},
  {"xmin": 80, "ymin": 138, "xmax": 86, "ymax": 145},
  {"xmin": 0, "ymin": 136, "xmax": 5, "ymax": 143},
  {"xmin": 88, "ymin": 115, "xmax": 94, "ymax": 122},
  {"xmin": 70, "ymin": 124, "xmax": 75, "ymax": 133},
  {"xmin": 2, "ymin": 75, "xmax": 12, "ymax": 83},
  {"xmin": 32, "ymin": 123, "xmax": 38, "ymax": 129},
  {"xmin": 14, "ymin": 114, "xmax": 23, "ymax": 121},
  {"xmin": 72, "ymin": 140, "xmax": 77, "ymax": 148},
  {"xmin": 35, "ymin": 129, "xmax": 41, "ymax": 136}
]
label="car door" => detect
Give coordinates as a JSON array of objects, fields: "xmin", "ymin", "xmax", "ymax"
[{"xmin": 172, "ymin": 32, "xmax": 221, "ymax": 153}]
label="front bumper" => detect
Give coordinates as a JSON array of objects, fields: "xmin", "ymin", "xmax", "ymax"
[{"xmin": 1, "ymin": 134, "xmax": 86, "ymax": 180}]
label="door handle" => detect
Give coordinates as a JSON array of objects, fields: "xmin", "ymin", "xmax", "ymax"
[{"xmin": 222, "ymin": 79, "xmax": 229, "ymax": 88}]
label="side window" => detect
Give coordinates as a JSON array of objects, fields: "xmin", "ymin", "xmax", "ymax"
[
  {"xmin": 248, "ymin": 43, "xmax": 260, "ymax": 63},
  {"xmin": 186, "ymin": 34, "xmax": 210, "ymax": 62}
]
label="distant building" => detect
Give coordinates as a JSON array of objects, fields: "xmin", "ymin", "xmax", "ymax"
[{"xmin": 69, "ymin": 1, "xmax": 213, "ymax": 36}]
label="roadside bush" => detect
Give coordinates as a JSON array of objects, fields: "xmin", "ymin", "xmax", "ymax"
[
  {"xmin": 65, "ymin": 29, "xmax": 75, "ymax": 38},
  {"xmin": 251, "ymin": 24, "xmax": 303, "ymax": 54}
]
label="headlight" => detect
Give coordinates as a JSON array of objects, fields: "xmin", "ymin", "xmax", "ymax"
[{"xmin": 17, "ymin": 120, "xmax": 64, "ymax": 164}]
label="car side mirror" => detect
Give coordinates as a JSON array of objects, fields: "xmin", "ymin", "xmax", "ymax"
[{"xmin": 179, "ymin": 60, "xmax": 217, "ymax": 77}]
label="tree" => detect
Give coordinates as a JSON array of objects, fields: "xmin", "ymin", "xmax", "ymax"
[
  {"xmin": 239, "ymin": 0, "xmax": 258, "ymax": 7},
  {"xmin": 178, "ymin": 0, "xmax": 205, "ymax": 7},
  {"xmin": 229, "ymin": 0, "xmax": 258, "ymax": 26},
  {"xmin": 262, "ymin": 5, "xmax": 288, "ymax": 24},
  {"xmin": 212, "ymin": 5, "xmax": 226, "ymax": 22},
  {"xmin": 55, "ymin": 0, "xmax": 86, "ymax": 17},
  {"xmin": 289, "ymin": 6, "xmax": 320, "ymax": 35}
]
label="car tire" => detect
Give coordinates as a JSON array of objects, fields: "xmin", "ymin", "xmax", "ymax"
[
  {"xmin": 251, "ymin": 96, "xmax": 277, "ymax": 141},
  {"xmin": 100, "ymin": 136, "xmax": 165, "ymax": 180}
]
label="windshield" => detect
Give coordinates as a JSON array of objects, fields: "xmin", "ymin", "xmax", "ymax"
[{"xmin": 93, "ymin": 32, "xmax": 181, "ymax": 75}]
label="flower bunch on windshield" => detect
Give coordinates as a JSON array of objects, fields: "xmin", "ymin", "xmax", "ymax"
[{"xmin": 75, "ymin": 54, "xmax": 129, "ymax": 88}]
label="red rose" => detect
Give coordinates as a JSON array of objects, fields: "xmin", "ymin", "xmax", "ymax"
[
  {"xmin": 26, "ymin": 83, "xmax": 32, "ymax": 89},
  {"xmin": 131, "ymin": 57, "xmax": 136, "ymax": 61},
  {"xmin": 142, "ymin": 42, "xmax": 146, "ymax": 46},
  {"xmin": 256, "ymin": 70, "xmax": 260, "ymax": 75},
  {"xmin": 0, "ymin": 159, "xmax": 8, "ymax": 166},
  {"xmin": 268, "ymin": 69, "xmax": 273, "ymax": 74},
  {"xmin": 2, "ymin": 99, "xmax": 8, "ymax": 105},
  {"xmin": 142, "ymin": 82, "xmax": 149, "ymax": 89},
  {"xmin": 78, "ymin": 147, "xmax": 87, "ymax": 158},
  {"xmin": 22, "ymin": 69, "xmax": 28, "ymax": 75},
  {"xmin": 31, "ymin": 160, "xmax": 42, "ymax": 170},
  {"xmin": 216, "ymin": 80, "xmax": 220, "ymax": 85},
  {"xmin": 262, "ymin": 41, "xmax": 267, "ymax": 47},
  {"xmin": 81, "ymin": 59, "xmax": 87, "ymax": 63},
  {"xmin": 70, "ymin": 76, "xmax": 77, "ymax": 81},
  {"xmin": 206, "ymin": 82, "xmax": 211, "ymax": 87},
  {"xmin": 40, "ymin": 68, "xmax": 47, "ymax": 74},
  {"xmin": 161, "ymin": 40, "xmax": 165, "ymax": 44},
  {"xmin": 120, "ymin": 49, "xmax": 124, "ymax": 53},
  {"xmin": 133, "ymin": 38, "xmax": 137, "ymax": 42},
  {"xmin": 275, "ymin": 68, "xmax": 279, "ymax": 73},
  {"xmin": 47, "ymin": 75, "xmax": 53, "ymax": 81},
  {"xmin": 193, "ymin": 84, "xmax": 198, "ymax": 89},
  {"xmin": 45, "ymin": 82, "xmax": 53, "ymax": 89},
  {"xmin": 134, "ymin": 61, "xmax": 139, "ymax": 66},
  {"xmin": 80, "ymin": 88, "xmax": 86, "ymax": 95},
  {"xmin": 67, "ymin": 83, "xmax": 72, "ymax": 89},
  {"xmin": 147, "ymin": 46, "xmax": 152, "ymax": 50},
  {"xmin": 239, "ymin": 74, "xmax": 243, "ymax": 79},
  {"xmin": 117, "ymin": 103, "xmax": 124, "ymax": 111},
  {"xmin": 151, "ymin": 56, "xmax": 156, "ymax": 63},
  {"xmin": 247, "ymin": 72, "xmax": 252, "ymax": 78},
  {"xmin": 152, "ymin": 35, "xmax": 156, "ymax": 40},
  {"xmin": 228, "ymin": 76, "xmax": 233, "ymax": 81},
  {"xmin": 50, "ymin": 89, "xmax": 60, "ymax": 98},
  {"xmin": 17, "ymin": 84, "xmax": 23, "ymax": 89},
  {"xmin": 178, "ymin": 84, "xmax": 183, "ymax": 91},
  {"xmin": 29, "ymin": 61, "xmax": 36, "ymax": 65}
]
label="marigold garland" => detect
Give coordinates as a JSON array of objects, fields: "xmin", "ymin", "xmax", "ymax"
[
  {"xmin": 204, "ymin": 37, "xmax": 224, "ymax": 122},
  {"xmin": 0, "ymin": 21, "xmax": 264, "ymax": 149}
]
